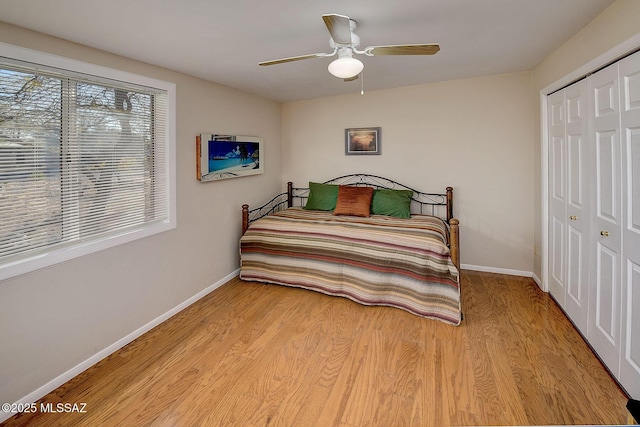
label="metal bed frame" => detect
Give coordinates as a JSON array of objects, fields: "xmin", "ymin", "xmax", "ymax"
[{"xmin": 241, "ymin": 174, "xmax": 460, "ymax": 269}]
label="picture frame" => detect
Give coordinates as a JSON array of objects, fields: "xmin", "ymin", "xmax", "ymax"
[
  {"xmin": 345, "ymin": 127, "xmax": 381, "ymax": 155},
  {"xmin": 196, "ymin": 133, "xmax": 263, "ymax": 181}
]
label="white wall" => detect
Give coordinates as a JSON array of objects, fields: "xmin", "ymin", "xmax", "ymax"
[
  {"xmin": 0, "ymin": 22, "xmax": 282, "ymax": 406},
  {"xmin": 281, "ymin": 72, "xmax": 534, "ymax": 273},
  {"xmin": 531, "ymin": 0, "xmax": 640, "ymax": 281}
]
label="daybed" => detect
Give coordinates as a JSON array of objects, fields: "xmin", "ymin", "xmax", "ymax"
[{"xmin": 239, "ymin": 174, "xmax": 461, "ymax": 325}]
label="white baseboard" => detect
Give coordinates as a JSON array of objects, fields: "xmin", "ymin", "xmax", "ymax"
[
  {"xmin": 0, "ymin": 269, "xmax": 239, "ymax": 424},
  {"xmin": 531, "ymin": 272, "xmax": 543, "ymax": 288},
  {"xmin": 461, "ymin": 263, "xmax": 533, "ymax": 278},
  {"xmin": 461, "ymin": 264, "xmax": 547, "ymax": 293}
]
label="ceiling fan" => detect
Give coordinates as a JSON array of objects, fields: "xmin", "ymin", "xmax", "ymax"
[{"xmin": 259, "ymin": 14, "xmax": 440, "ymax": 81}]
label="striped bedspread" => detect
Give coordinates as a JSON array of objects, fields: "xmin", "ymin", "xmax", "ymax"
[{"xmin": 239, "ymin": 208, "xmax": 461, "ymax": 325}]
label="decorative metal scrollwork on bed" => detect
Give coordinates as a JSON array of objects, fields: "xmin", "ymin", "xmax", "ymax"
[
  {"xmin": 241, "ymin": 174, "xmax": 460, "ymax": 270},
  {"xmin": 243, "ymin": 173, "xmax": 453, "ymax": 224}
]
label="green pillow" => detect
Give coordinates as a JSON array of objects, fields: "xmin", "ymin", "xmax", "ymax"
[
  {"xmin": 304, "ymin": 182, "xmax": 339, "ymax": 211},
  {"xmin": 371, "ymin": 189, "xmax": 413, "ymax": 218}
]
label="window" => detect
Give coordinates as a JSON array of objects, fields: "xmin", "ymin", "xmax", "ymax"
[{"xmin": 0, "ymin": 43, "xmax": 175, "ymax": 280}]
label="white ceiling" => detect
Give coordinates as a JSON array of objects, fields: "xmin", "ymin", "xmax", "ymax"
[{"xmin": 0, "ymin": 0, "xmax": 614, "ymax": 102}]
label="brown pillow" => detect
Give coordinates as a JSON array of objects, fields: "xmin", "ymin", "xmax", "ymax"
[{"xmin": 333, "ymin": 185, "xmax": 374, "ymax": 217}]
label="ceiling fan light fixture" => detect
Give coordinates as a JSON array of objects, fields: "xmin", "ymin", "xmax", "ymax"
[
  {"xmin": 259, "ymin": 14, "xmax": 440, "ymax": 85},
  {"xmin": 328, "ymin": 56, "xmax": 363, "ymax": 79}
]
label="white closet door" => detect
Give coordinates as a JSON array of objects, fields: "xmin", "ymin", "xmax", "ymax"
[
  {"xmin": 564, "ymin": 80, "xmax": 591, "ymax": 333},
  {"xmin": 548, "ymin": 90, "xmax": 567, "ymax": 306},
  {"xmin": 548, "ymin": 91, "xmax": 569, "ymax": 306},
  {"xmin": 588, "ymin": 62, "xmax": 623, "ymax": 373},
  {"xmin": 619, "ymin": 51, "xmax": 640, "ymax": 399}
]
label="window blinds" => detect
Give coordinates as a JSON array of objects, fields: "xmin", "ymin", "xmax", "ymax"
[{"xmin": 0, "ymin": 61, "xmax": 169, "ymax": 265}]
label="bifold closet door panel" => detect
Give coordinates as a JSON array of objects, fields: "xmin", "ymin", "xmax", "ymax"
[
  {"xmin": 548, "ymin": 90, "xmax": 567, "ymax": 307},
  {"xmin": 588, "ymin": 61, "xmax": 623, "ymax": 375},
  {"xmin": 619, "ymin": 50, "xmax": 640, "ymax": 399},
  {"xmin": 564, "ymin": 80, "xmax": 591, "ymax": 334},
  {"xmin": 547, "ymin": 81, "xmax": 591, "ymax": 335}
]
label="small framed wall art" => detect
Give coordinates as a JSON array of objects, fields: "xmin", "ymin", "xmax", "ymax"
[
  {"xmin": 345, "ymin": 127, "xmax": 381, "ymax": 155},
  {"xmin": 196, "ymin": 133, "xmax": 263, "ymax": 181}
]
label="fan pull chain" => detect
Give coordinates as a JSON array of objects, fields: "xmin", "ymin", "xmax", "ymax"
[{"xmin": 360, "ymin": 70, "xmax": 364, "ymax": 95}]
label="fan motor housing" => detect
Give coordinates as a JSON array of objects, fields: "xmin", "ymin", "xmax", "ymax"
[{"xmin": 330, "ymin": 32, "xmax": 360, "ymax": 49}]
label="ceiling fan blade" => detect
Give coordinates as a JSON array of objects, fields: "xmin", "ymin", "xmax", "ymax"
[
  {"xmin": 322, "ymin": 14, "xmax": 352, "ymax": 45},
  {"xmin": 366, "ymin": 44, "xmax": 440, "ymax": 56},
  {"xmin": 259, "ymin": 53, "xmax": 324, "ymax": 66}
]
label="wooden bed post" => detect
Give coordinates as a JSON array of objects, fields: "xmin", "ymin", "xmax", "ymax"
[
  {"xmin": 450, "ymin": 218, "xmax": 460, "ymax": 271},
  {"xmin": 242, "ymin": 204, "xmax": 249, "ymax": 235},
  {"xmin": 446, "ymin": 186, "xmax": 454, "ymax": 221},
  {"xmin": 446, "ymin": 187, "xmax": 460, "ymax": 271},
  {"xmin": 287, "ymin": 182, "xmax": 293, "ymax": 208}
]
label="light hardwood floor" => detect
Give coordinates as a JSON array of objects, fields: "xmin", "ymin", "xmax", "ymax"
[{"xmin": 2, "ymin": 270, "xmax": 629, "ymax": 426}]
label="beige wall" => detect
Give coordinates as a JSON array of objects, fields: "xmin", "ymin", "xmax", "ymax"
[
  {"xmin": 531, "ymin": 0, "xmax": 640, "ymax": 281},
  {"xmin": 282, "ymin": 72, "xmax": 534, "ymax": 273},
  {"xmin": 0, "ymin": 23, "xmax": 282, "ymax": 405}
]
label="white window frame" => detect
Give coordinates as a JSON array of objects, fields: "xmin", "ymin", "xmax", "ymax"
[{"xmin": 0, "ymin": 42, "xmax": 176, "ymax": 281}]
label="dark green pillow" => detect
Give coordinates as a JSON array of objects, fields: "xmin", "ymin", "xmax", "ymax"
[
  {"xmin": 304, "ymin": 182, "xmax": 339, "ymax": 211},
  {"xmin": 371, "ymin": 189, "xmax": 413, "ymax": 218}
]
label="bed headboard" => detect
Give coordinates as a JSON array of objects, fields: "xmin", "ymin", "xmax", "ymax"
[{"xmin": 243, "ymin": 174, "xmax": 453, "ymax": 226}]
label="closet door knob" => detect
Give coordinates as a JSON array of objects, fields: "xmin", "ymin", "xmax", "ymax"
[
  {"xmin": 600, "ymin": 230, "xmax": 609, "ymax": 237},
  {"xmin": 570, "ymin": 215, "xmax": 577, "ymax": 220}
]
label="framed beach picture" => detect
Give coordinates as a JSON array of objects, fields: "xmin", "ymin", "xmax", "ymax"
[
  {"xmin": 196, "ymin": 133, "xmax": 263, "ymax": 181},
  {"xmin": 345, "ymin": 127, "xmax": 381, "ymax": 155}
]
